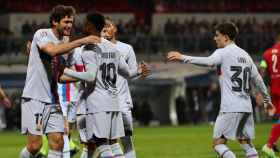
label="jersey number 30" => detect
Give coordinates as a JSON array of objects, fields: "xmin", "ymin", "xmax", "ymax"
[
  {"xmin": 230, "ymin": 66, "xmax": 251, "ymax": 93},
  {"xmin": 100, "ymin": 63, "xmax": 117, "ymax": 89}
]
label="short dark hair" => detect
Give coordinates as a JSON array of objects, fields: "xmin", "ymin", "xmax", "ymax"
[
  {"xmin": 215, "ymin": 22, "xmax": 239, "ymax": 41},
  {"xmin": 86, "ymin": 12, "xmax": 105, "ymax": 33},
  {"xmin": 49, "ymin": 5, "xmax": 76, "ymax": 26}
]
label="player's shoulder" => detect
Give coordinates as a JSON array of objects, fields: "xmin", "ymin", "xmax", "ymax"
[
  {"xmin": 116, "ymin": 41, "xmax": 132, "ymax": 48},
  {"xmin": 101, "ymin": 38, "xmax": 120, "ymax": 53},
  {"xmin": 80, "ymin": 44, "xmax": 102, "ymax": 60},
  {"xmin": 34, "ymin": 28, "xmax": 52, "ymax": 38}
]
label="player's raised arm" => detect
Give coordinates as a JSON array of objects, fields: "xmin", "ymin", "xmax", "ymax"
[
  {"xmin": 167, "ymin": 50, "xmax": 222, "ymax": 67},
  {"xmin": 38, "ymin": 35, "xmax": 100, "ymax": 57}
]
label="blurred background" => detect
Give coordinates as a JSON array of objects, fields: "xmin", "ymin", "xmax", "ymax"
[{"xmin": 0, "ymin": 0, "xmax": 279, "ymax": 131}]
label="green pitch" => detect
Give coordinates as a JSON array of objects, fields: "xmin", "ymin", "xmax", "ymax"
[{"xmin": 0, "ymin": 123, "xmax": 274, "ymax": 158}]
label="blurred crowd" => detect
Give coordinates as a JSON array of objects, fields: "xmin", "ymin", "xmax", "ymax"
[
  {"xmin": 160, "ymin": 17, "xmax": 280, "ymax": 54},
  {"xmin": 0, "ymin": 16, "xmax": 279, "ymax": 56},
  {"xmin": 155, "ymin": 0, "xmax": 280, "ymax": 13},
  {"xmin": 2, "ymin": 0, "xmax": 280, "ymax": 13}
]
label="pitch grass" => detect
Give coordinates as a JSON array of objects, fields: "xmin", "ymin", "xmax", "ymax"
[{"xmin": 0, "ymin": 123, "xmax": 274, "ymax": 158}]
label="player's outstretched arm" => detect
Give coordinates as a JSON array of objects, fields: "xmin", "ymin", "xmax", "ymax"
[
  {"xmin": 167, "ymin": 50, "xmax": 222, "ymax": 67},
  {"xmin": 63, "ymin": 65, "xmax": 97, "ymax": 82},
  {"xmin": 40, "ymin": 35, "xmax": 101, "ymax": 57}
]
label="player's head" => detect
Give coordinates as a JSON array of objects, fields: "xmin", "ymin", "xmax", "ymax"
[
  {"xmin": 49, "ymin": 5, "xmax": 76, "ymax": 37},
  {"xmin": 101, "ymin": 17, "xmax": 117, "ymax": 41},
  {"xmin": 214, "ymin": 22, "xmax": 239, "ymax": 48},
  {"xmin": 84, "ymin": 12, "xmax": 105, "ymax": 36}
]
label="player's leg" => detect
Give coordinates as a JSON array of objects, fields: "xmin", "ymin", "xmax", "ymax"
[
  {"xmin": 110, "ymin": 139, "xmax": 124, "ymax": 158},
  {"xmin": 213, "ymin": 138, "xmax": 236, "ymax": 158},
  {"xmin": 67, "ymin": 102, "xmax": 79, "ymax": 156},
  {"xmin": 213, "ymin": 113, "xmax": 237, "ymax": 158},
  {"xmin": 120, "ymin": 110, "xmax": 136, "ymax": 158},
  {"xmin": 109, "ymin": 112, "xmax": 125, "ymax": 158},
  {"xmin": 77, "ymin": 114, "xmax": 89, "ymax": 158},
  {"xmin": 20, "ymin": 99, "xmax": 44, "ymax": 158},
  {"xmin": 20, "ymin": 133, "xmax": 42, "ymax": 158},
  {"xmin": 86, "ymin": 112, "xmax": 116, "ymax": 158},
  {"xmin": 45, "ymin": 105, "xmax": 65, "ymax": 158},
  {"xmin": 239, "ymin": 139, "xmax": 258, "ymax": 158},
  {"xmin": 237, "ymin": 113, "xmax": 258, "ymax": 158},
  {"xmin": 59, "ymin": 102, "xmax": 71, "ymax": 158},
  {"xmin": 263, "ymin": 94, "xmax": 280, "ymax": 158}
]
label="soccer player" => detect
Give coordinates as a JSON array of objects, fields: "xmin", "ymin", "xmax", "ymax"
[
  {"xmin": 102, "ymin": 17, "xmax": 138, "ymax": 158},
  {"xmin": 62, "ymin": 12, "xmax": 149, "ymax": 158},
  {"xmin": 167, "ymin": 22, "xmax": 273, "ymax": 158},
  {"xmin": 260, "ymin": 32, "xmax": 280, "ymax": 158},
  {"xmin": 69, "ymin": 47, "xmax": 90, "ymax": 158},
  {"xmin": 20, "ymin": 5, "xmax": 100, "ymax": 158}
]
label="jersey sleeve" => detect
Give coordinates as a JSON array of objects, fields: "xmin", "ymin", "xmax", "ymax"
[
  {"xmin": 182, "ymin": 49, "xmax": 223, "ymax": 67},
  {"xmin": 64, "ymin": 50, "xmax": 98, "ymax": 82},
  {"xmin": 127, "ymin": 45, "xmax": 138, "ymax": 73},
  {"xmin": 34, "ymin": 30, "xmax": 53, "ymax": 49},
  {"xmin": 118, "ymin": 52, "xmax": 139, "ymax": 79},
  {"xmin": 250, "ymin": 61, "xmax": 271, "ymax": 104}
]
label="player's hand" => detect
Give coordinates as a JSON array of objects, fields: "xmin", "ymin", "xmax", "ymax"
[
  {"xmin": 63, "ymin": 67, "xmax": 71, "ymax": 74},
  {"xmin": 25, "ymin": 41, "xmax": 31, "ymax": 55},
  {"xmin": 138, "ymin": 61, "xmax": 151, "ymax": 78},
  {"xmin": 167, "ymin": 51, "xmax": 184, "ymax": 62},
  {"xmin": 264, "ymin": 102, "xmax": 276, "ymax": 117},
  {"xmin": 81, "ymin": 35, "xmax": 101, "ymax": 45},
  {"xmin": 1, "ymin": 97, "xmax": 12, "ymax": 109},
  {"xmin": 255, "ymin": 93, "xmax": 264, "ymax": 106}
]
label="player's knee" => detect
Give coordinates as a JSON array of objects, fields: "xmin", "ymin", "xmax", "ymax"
[
  {"xmin": 238, "ymin": 138, "xmax": 250, "ymax": 144},
  {"xmin": 109, "ymin": 139, "xmax": 118, "ymax": 145},
  {"xmin": 87, "ymin": 143, "xmax": 96, "ymax": 151},
  {"xmin": 212, "ymin": 138, "xmax": 226, "ymax": 149},
  {"xmin": 26, "ymin": 141, "xmax": 42, "ymax": 154},
  {"xmin": 48, "ymin": 133, "xmax": 64, "ymax": 150}
]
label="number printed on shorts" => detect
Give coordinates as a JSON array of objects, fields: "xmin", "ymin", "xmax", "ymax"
[
  {"xmin": 99, "ymin": 62, "xmax": 117, "ymax": 89},
  {"xmin": 230, "ymin": 66, "xmax": 251, "ymax": 93}
]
